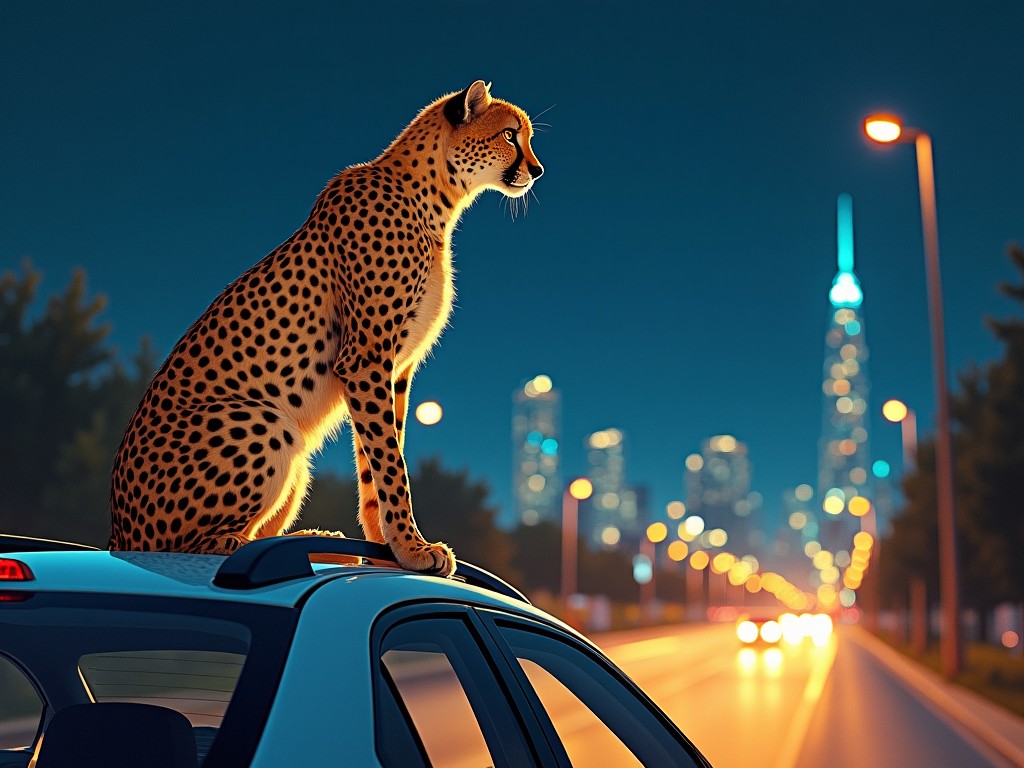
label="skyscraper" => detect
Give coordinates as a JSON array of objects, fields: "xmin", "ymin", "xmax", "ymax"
[
  {"xmin": 512, "ymin": 375, "xmax": 561, "ymax": 526},
  {"xmin": 817, "ymin": 194, "xmax": 872, "ymax": 554},
  {"xmin": 684, "ymin": 434, "xmax": 761, "ymax": 553},
  {"xmin": 583, "ymin": 428, "xmax": 642, "ymax": 549}
]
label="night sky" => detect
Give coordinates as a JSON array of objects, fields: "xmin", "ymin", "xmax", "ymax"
[{"xmin": 3, "ymin": 2, "xmax": 1022, "ymax": 536}]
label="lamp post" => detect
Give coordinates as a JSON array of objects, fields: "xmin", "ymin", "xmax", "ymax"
[
  {"xmin": 561, "ymin": 478, "xmax": 593, "ymax": 601},
  {"xmin": 882, "ymin": 398, "xmax": 918, "ymax": 474},
  {"xmin": 865, "ymin": 114, "xmax": 962, "ymax": 676},
  {"xmin": 640, "ymin": 523, "xmax": 668, "ymax": 624},
  {"xmin": 883, "ymin": 398, "xmax": 927, "ymax": 654}
]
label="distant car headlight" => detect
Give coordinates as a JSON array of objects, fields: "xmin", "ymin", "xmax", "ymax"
[
  {"xmin": 736, "ymin": 620, "xmax": 759, "ymax": 644},
  {"xmin": 759, "ymin": 620, "xmax": 782, "ymax": 644},
  {"xmin": 811, "ymin": 613, "xmax": 834, "ymax": 646}
]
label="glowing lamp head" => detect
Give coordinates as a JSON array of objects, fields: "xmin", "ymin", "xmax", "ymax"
[
  {"xmin": 414, "ymin": 401, "xmax": 443, "ymax": 426},
  {"xmin": 864, "ymin": 114, "xmax": 903, "ymax": 143},
  {"xmin": 882, "ymin": 399, "xmax": 909, "ymax": 423},
  {"xmin": 646, "ymin": 522, "xmax": 668, "ymax": 544},
  {"xmin": 568, "ymin": 478, "xmax": 593, "ymax": 501}
]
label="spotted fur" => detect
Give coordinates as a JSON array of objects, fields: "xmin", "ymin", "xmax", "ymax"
[{"xmin": 109, "ymin": 81, "xmax": 543, "ymax": 576}]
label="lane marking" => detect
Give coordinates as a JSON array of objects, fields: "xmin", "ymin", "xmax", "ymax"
[{"xmin": 773, "ymin": 637, "xmax": 838, "ymax": 768}]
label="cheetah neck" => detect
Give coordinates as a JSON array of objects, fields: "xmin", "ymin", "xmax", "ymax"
[{"xmin": 375, "ymin": 111, "xmax": 478, "ymax": 246}]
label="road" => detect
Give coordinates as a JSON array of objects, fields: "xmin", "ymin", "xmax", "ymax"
[{"xmin": 597, "ymin": 622, "xmax": 1019, "ymax": 768}]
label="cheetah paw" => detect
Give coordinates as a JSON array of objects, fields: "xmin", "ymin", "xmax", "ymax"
[{"xmin": 396, "ymin": 541, "xmax": 457, "ymax": 577}]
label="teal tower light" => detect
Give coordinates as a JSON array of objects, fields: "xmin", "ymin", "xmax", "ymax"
[{"xmin": 829, "ymin": 193, "xmax": 863, "ymax": 308}]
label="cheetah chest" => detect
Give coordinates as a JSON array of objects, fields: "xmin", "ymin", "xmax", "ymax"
[{"xmin": 397, "ymin": 248, "xmax": 453, "ymax": 371}]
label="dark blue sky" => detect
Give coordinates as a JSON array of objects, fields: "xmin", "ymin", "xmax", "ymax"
[{"xmin": 3, "ymin": 1, "xmax": 1022, "ymax": 535}]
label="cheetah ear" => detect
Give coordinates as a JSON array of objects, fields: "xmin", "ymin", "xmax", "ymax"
[{"xmin": 443, "ymin": 80, "xmax": 492, "ymax": 127}]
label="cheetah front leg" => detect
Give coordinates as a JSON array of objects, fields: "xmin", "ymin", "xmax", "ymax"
[
  {"xmin": 340, "ymin": 361, "xmax": 454, "ymax": 576},
  {"xmin": 354, "ymin": 365, "xmax": 415, "ymax": 544}
]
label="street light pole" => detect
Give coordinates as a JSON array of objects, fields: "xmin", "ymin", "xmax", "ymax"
[
  {"xmin": 560, "ymin": 489, "xmax": 578, "ymax": 601},
  {"xmin": 865, "ymin": 114, "xmax": 963, "ymax": 677},
  {"xmin": 901, "ymin": 408, "xmax": 918, "ymax": 474},
  {"xmin": 561, "ymin": 478, "xmax": 593, "ymax": 602},
  {"xmin": 882, "ymin": 399, "xmax": 918, "ymax": 474}
]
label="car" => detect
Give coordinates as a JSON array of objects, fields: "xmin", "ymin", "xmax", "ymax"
[
  {"xmin": 734, "ymin": 609, "xmax": 784, "ymax": 645},
  {"xmin": 0, "ymin": 534, "xmax": 712, "ymax": 768}
]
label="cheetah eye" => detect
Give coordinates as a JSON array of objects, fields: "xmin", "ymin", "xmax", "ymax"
[{"xmin": 502, "ymin": 129, "xmax": 515, "ymax": 143}]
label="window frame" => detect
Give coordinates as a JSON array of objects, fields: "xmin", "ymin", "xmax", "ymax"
[
  {"xmin": 475, "ymin": 609, "xmax": 712, "ymax": 768},
  {"xmin": 0, "ymin": 651, "xmax": 46, "ymax": 752},
  {"xmin": 370, "ymin": 602, "xmax": 552, "ymax": 768}
]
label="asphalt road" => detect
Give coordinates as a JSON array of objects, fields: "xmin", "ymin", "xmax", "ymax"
[
  {"xmin": 4, "ymin": 621, "xmax": 1017, "ymax": 766},
  {"xmin": 597, "ymin": 622, "xmax": 1017, "ymax": 768}
]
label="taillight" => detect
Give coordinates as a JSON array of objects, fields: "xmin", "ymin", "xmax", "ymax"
[{"xmin": 0, "ymin": 558, "xmax": 34, "ymax": 581}]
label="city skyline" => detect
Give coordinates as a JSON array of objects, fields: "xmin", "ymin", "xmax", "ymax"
[{"xmin": 3, "ymin": 2, "xmax": 1022, "ymax": 539}]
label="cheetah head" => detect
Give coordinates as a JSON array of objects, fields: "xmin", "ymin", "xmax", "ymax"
[{"xmin": 442, "ymin": 81, "xmax": 544, "ymax": 199}]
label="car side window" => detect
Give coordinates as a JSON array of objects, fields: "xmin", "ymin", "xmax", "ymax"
[
  {"xmin": 494, "ymin": 623, "xmax": 703, "ymax": 768},
  {"xmin": 0, "ymin": 654, "xmax": 42, "ymax": 751},
  {"xmin": 375, "ymin": 615, "xmax": 536, "ymax": 768}
]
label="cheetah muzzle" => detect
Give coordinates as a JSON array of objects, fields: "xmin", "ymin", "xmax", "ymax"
[{"xmin": 108, "ymin": 80, "xmax": 544, "ymax": 577}]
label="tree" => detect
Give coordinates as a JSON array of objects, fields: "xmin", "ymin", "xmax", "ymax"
[
  {"xmin": 401, "ymin": 458, "xmax": 515, "ymax": 578},
  {"xmin": 509, "ymin": 521, "xmax": 561, "ymax": 594},
  {"xmin": 883, "ymin": 244, "xmax": 1024, "ymax": 617},
  {"xmin": 41, "ymin": 340, "xmax": 158, "ymax": 545},
  {"xmin": 300, "ymin": 458, "xmax": 517, "ymax": 579},
  {"xmin": 0, "ymin": 262, "xmax": 153, "ymax": 545},
  {"xmin": 297, "ymin": 471, "xmax": 359, "ymax": 533},
  {"xmin": 952, "ymin": 243, "xmax": 1024, "ymax": 606}
]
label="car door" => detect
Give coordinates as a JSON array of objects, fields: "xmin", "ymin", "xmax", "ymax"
[
  {"xmin": 371, "ymin": 603, "xmax": 551, "ymax": 768},
  {"xmin": 476, "ymin": 610, "xmax": 712, "ymax": 768}
]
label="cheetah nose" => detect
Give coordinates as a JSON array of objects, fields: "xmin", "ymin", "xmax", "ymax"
[{"xmin": 528, "ymin": 162, "xmax": 544, "ymax": 180}]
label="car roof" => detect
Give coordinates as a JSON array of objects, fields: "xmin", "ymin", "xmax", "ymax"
[
  {"xmin": 2, "ymin": 549, "xmax": 343, "ymax": 606},
  {"xmin": 0, "ymin": 537, "xmax": 560, "ymax": 625}
]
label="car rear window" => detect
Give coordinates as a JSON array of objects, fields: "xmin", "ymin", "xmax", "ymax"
[
  {"xmin": 0, "ymin": 593, "xmax": 294, "ymax": 767},
  {"xmin": 78, "ymin": 650, "xmax": 246, "ymax": 728}
]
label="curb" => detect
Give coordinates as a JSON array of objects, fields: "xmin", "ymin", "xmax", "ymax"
[{"xmin": 849, "ymin": 627, "xmax": 1024, "ymax": 768}]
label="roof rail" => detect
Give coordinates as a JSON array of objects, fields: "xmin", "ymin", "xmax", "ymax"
[
  {"xmin": 0, "ymin": 534, "xmax": 99, "ymax": 554},
  {"xmin": 213, "ymin": 536, "xmax": 529, "ymax": 604}
]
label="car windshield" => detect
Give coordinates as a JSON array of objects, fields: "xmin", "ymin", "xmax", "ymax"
[{"xmin": 0, "ymin": 592, "xmax": 294, "ymax": 767}]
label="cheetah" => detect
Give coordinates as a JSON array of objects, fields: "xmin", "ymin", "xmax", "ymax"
[{"xmin": 109, "ymin": 81, "xmax": 543, "ymax": 576}]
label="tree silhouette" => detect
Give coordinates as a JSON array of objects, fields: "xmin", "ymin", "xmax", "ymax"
[
  {"xmin": 883, "ymin": 244, "xmax": 1024, "ymax": 618},
  {"xmin": 0, "ymin": 261, "xmax": 153, "ymax": 544}
]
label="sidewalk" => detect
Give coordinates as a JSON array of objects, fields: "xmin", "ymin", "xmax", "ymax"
[{"xmin": 849, "ymin": 626, "xmax": 1024, "ymax": 768}]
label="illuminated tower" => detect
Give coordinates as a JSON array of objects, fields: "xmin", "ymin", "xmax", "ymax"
[
  {"xmin": 817, "ymin": 194, "xmax": 872, "ymax": 554},
  {"xmin": 512, "ymin": 375, "xmax": 561, "ymax": 526}
]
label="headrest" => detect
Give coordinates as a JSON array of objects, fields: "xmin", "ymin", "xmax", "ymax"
[{"xmin": 34, "ymin": 703, "xmax": 198, "ymax": 768}]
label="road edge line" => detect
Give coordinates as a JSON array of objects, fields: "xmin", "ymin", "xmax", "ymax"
[
  {"xmin": 773, "ymin": 637, "xmax": 838, "ymax": 768},
  {"xmin": 848, "ymin": 627, "xmax": 1024, "ymax": 768}
]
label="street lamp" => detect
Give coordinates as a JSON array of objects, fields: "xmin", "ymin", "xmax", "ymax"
[
  {"xmin": 638, "ymin": 523, "xmax": 667, "ymax": 624},
  {"xmin": 865, "ymin": 113, "xmax": 962, "ymax": 676},
  {"xmin": 561, "ymin": 478, "xmax": 593, "ymax": 600},
  {"xmin": 882, "ymin": 398, "xmax": 928, "ymax": 653},
  {"xmin": 882, "ymin": 398, "xmax": 919, "ymax": 474}
]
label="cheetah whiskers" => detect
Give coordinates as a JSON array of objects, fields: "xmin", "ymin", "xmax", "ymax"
[
  {"xmin": 530, "ymin": 103, "xmax": 557, "ymax": 123},
  {"xmin": 499, "ymin": 194, "xmax": 522, "ymax": 221}
]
